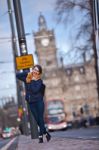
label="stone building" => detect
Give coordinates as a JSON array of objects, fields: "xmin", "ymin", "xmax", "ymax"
[
  {"xmin": 33, "ymin": 14, "xmax": 99, "ymax": 122},
  {"xmin": 0, "ymin": 97, "xmax": 18, "ymax": 128}
]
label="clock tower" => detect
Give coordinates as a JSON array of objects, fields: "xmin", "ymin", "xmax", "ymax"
[
  {"xmin": 33, "ymin": 13, "xmax": 58, "ymax": 74},
  {"xmin": 33, "ymin": 13, "xmax": 63, "ymax": 100}
]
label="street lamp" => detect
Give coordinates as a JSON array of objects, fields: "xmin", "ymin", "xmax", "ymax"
[{"xmin": 7, "ymin": 0, "xmax": 29, "ymax": 135}]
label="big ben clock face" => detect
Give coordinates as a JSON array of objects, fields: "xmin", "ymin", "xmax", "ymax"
[{"xmin": 41, "ymin": 38, "xmax": 49, "ymax": 47}]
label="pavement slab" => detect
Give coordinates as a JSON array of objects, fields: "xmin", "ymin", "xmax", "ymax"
[{"xmin": 17, "ymin": 135, "xmax": 99, "ymax": 150}]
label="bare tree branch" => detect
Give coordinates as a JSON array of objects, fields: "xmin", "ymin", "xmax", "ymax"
[{"xmin": 55, "ymin": 0, "xmax": 94, "ymax": 63}]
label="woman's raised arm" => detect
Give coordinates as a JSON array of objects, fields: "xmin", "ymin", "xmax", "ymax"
[{"xmin": 16, "ymin": 71, "xmax": 28, "ymax": 82}]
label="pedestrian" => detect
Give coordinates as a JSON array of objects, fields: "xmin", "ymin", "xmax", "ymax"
[{"xmin": 16, "ymin": 64, "xmax": 51, "ymax": 143}]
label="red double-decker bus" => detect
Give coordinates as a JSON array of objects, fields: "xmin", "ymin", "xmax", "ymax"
[{"xmin": 45, "ymin": 99, "xmax": 67, "ymax": 131}]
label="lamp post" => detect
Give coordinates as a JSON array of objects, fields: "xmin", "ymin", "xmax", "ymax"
[
  {"xmin": 7, "ymin": 0, "xmax": 29, "ymax": 135},
  {"xmin": 93, "ymin": 0, "xmax": 99, "ymax": 124}
]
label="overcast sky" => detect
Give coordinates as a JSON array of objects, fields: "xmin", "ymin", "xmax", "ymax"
[{"xmin": 0, "ymin": 0, "xmax": 72, "ymax": 103}]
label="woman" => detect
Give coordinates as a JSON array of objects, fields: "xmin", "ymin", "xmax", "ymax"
[{"xmin": 16, "ymin": 65, "xmax": 51, "ymax": 143}]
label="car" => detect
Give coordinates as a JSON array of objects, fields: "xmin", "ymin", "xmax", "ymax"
[{"xmin": 2, "ymin": 130, "xmax": 13, "ymax": 139}]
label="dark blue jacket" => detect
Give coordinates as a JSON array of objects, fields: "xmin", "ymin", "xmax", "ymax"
[{"xmin": 16, "ymin": 72, "xmax": 45, "ymax": 103}]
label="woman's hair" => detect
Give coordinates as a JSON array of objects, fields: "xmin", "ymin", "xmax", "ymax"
[
  {"xmin": 26, "ymin": 72, "xmax": 32, "ymax": 83},
  {"xmin": 33, "ymin": 65, "xmax": 42, "ymax": 74}
]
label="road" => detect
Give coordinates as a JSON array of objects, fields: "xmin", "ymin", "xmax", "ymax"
[
  {"xmin": 0, "ymin": 137, "xmax": 18, "ymax": 150},
  {"xmin": 0, "ymin": 138, "xmax": 11, "ymax": 149},
  {"xmin": 0, "ymin": 126, "xmax": 99, "ymax": 149},
  {"xmin": 51, "ymin": 126, "xmax": 99, "ymax": 140}
]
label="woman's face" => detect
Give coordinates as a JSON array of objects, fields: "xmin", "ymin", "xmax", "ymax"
[{"xmin": 32, "ymin": 67, "xmax": 40, "ymax": 78}]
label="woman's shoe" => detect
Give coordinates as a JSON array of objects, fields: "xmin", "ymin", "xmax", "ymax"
[
  {"xmin": 39, "ymin": 136, "xmax": 43, "ymax": 143},
  {"xmin": 46, "ymin": 132, "xmax": 51, "ymax": 142}
]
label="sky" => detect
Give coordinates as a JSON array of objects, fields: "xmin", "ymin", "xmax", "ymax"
[{"xmin": 0, "ymin": 0, "xmax": 71, "ymax": 103}]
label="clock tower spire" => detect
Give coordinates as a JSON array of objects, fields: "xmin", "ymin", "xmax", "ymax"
[{"xmin": 38, "ymin": 12, "xmax": 47, "ymax": 31}]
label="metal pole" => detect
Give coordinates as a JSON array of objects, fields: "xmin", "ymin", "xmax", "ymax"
[
  {"xmin": 12, "ymin": 0, "xmax": 27, "ymax": 56},
  {"xmin": 90, "ymin": 0, "xmax": 99, "ymax": 114},
  {"xmin": 12, "ymin": 0, "xmax": 38, "ymax": 138},
  {"xmin": 7, "ymin": 0, "xmax": 29, "ymax": 135}
]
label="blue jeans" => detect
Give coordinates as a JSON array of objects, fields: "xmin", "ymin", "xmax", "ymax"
[{"xmin": 29, "ymin": 100, "xmax": 46, "ymax": 136}]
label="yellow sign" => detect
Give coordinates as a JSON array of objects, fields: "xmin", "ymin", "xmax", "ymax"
[{"xmin": 16, "ymin": 54, "xmax": 34, "ymax": 70}]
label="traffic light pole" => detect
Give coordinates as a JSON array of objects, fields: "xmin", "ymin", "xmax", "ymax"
[{"xmin": 12, "ymin": 0, "xmax": 38, "ymax": 138}]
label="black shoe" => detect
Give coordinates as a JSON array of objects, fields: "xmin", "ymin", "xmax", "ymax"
[
  {"xmin": 39, "ymin": 136, "xmax": 43, "ymax": 143},
  {"xmin": 46, "ymin": 132, "xmax": 51, "ymax": 142}
]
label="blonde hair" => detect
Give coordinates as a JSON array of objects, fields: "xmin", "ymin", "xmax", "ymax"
[{"xmin": 26, "ymin": 72, "xmax": 33, "ymax": 83}]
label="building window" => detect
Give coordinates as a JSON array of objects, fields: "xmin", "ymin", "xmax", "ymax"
[
  {"xmin": 65, "ymin": 68, "xmax": 72, "ymax": 76},
  {"xmin": 79, "ymin": 66, "xmax": 85, "ymax": 74},
  {"xmin": 83, "ymin": 104, "xmax": 89, "ymax": 114},
  {"xmin": 46, "ymin": 60, "xmax": 52, "ymax": 66},
  {"xmin": 42, "ymin": 60, "xmax": 46, "ymax": 67}
]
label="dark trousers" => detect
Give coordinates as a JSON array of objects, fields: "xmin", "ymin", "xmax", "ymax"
[{"xmin": 29, "ymin": 100, "xmax": 46, "ymax": 136}]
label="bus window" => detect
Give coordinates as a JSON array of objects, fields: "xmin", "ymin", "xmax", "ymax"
[{"xmin": 45, "ymin": 99, "xmax": 67, "ymax": 131}]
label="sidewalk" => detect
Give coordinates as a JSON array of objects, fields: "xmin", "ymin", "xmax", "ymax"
[{"xmin": 17, "ymin": 135, "xmax": 99, "ymax": 150}]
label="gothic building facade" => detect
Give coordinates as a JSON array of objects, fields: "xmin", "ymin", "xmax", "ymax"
[{"xmin": 33, "ymin": 14, "xmax": 99, "ymax": 121}]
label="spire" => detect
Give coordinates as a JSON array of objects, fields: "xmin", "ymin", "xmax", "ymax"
[{"xmin": 38, "ymin": 12, "xmax": 47, "ymax": 31}]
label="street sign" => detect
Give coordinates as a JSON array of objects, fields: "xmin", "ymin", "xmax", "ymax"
[{"xmin": 16, "ymin": 54, "xmax": 34, "ymax": 70}]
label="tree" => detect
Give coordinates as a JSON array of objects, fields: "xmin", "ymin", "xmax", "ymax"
[
  {"xmin": 55, "ymin": 0, "xmax": 96, "ymax": 60},
  {"xmin": 55, "ymin": 0, "xmax": 99, "ymax": 112}
]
